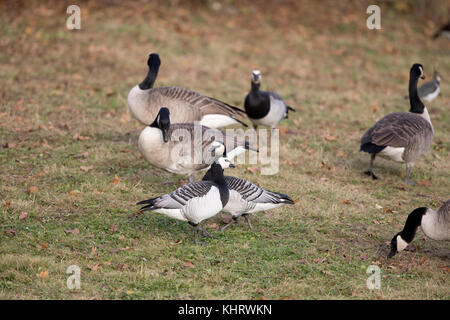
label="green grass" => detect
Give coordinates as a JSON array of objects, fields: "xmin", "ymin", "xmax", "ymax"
[{"xmin": 0, "ymin": 1, "xmax": 449, "ymax": 299}]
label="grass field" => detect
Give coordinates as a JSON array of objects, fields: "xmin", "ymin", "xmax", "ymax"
[{"xmin": 0, "ymin": 1, "xmax": 449, "ymax": 299}]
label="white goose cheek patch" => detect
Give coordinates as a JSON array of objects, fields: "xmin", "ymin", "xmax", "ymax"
[{"xmin": 396, "ymin": 235, "xmax": 409, "ymax": 252}]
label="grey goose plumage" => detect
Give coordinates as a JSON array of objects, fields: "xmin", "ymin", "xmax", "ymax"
[
  {"xmin": 244, "ymin": 70, "xmax": 295, "ymax": 130},
  {"xmin": 138, "ymin": 108, "xmax": 257, "ymax": 182},
  {"xmin": 404, "ymin": 70, "xmax": 441, "ymax": 102},
  {"xmin": 127, "ymin": 53, "xmax": 247, "ymax": 128},
  {"xmin": 137, "ymin": 162, "xmax": 229, "ymax": 243},
  {"xmin": 432, "ymin": 21, "xmax": 450, "ymax": 39},
  {"xmin": 202, "ymin": 166, "xmax": 294, "ymax": 231},
  {"xmin": 360, "ymin": 64, "xmax": 434, "ymax": 184},
  {"xmin": 388, "ymin": 200, "xmax": 450, "ymax": 258}
]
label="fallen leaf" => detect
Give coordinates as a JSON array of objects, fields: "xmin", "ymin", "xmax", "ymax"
[
  {"xmin": 19, "ymin": 211, "xmax": 29, "ymax": 220},
  {"xmin": 343, "ymin": 199, "xmax": 351, "ymax": 204},
  {"xmin": 417, "ymin": 180, "xmax": 430, "ymax": 187},
  {"xmin": 87, "ymin": 263, "xmax": 99, "ymax": 271},
  {"xmin": 29, "ymin": 186, "xmax": 38, "ymax": 194},
  {"xmin": 383, "ymin": 207, "xmax": 393, "ymax": 214},
  {"xmin": 80, "ymin": 165, "xmax": 94, "ymax": 172},
  {"xmin": 442, "ymin": 266, "xmax": 450, "ymax": 274},
  {"xmin": 419, "ymin": 257, "xmax": 427, "ymax": 265},
  {"xmin": 375, "ymin": 204, "xmax": 383, "ymax": 210},
  {"xmin": 247, "ymin": 167, "xmax": 261, "ymax": 174},
  {"xmin": 337, "ymin": 150, "xmax": 345, "ymax": 157},
  {"xmin": 65, "ymin": 228, "xmax": 80, "ymax": 235},
  {"xmin": 91, "ymin": 246, "xmax": 97, "ymax": 256},
  {"xmin": 69, "ymin": 190, "xmax": 78, "ymax": 196},
  {"xmin": 39, "ymin": 270, "xmax": 49, "ymax": 279},
  {"xmin": 109, "ymin": 226, "xmax": 118, "ymax": 232},
  {"xmin": 5, "ymin": 230, "xmax": 17, "ymax": 237},
  {"xmin": 324, "ymin": 135, "xmax": 336, "ymax": 141},
  {"xmin": 221, "ymin": 215, "xmax": 232, "ymax": 224},
  {"xmin": 184, "ymin": 261, "xmax": 194, "ymax": 268},
  {"xmin": 3, "ymin": 200, "xmax": 11, "ymax": 209},
  {"xmin": 111, "ymin": 175, "xmax": 119, "ymax": 184}
]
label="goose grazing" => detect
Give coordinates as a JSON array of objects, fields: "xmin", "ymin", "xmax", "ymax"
[
  {"xmin": 388, "ymin": 200, "xmax": 450, "ymax": 258},
  {"xmin": 138, "ymin": 108, "xmax": 257, "ymax": 182},
  {"xmin": 244, "ymin": 70, "xmax": 295, "ymax": 130},
  {"xmin": 432, "ymin": 21, "xmax": 450, "ymax": 39},
  {"xmin": 127, "ymin": 53, "xmax": 247, "ymax": 128},
  {"xmin": 404, "ymin": 70, "xmax": 441, "ymax": 102},
  {"xmin": 360, "ymin": 64, "xmax": 434, "ymax": 185},
  {"xmin": 137, "ymin": 162, "xmax": 229, "ymax": 243},
  {"xmin": 202, "ymin": 166, "xmax": 294, "ymax": 231}
]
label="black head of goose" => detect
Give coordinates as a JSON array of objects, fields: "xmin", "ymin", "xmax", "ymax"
[
  {"xmin": 138, "ymin": 107, "xmax": 257, "ymax": 182},
  {"xmin": 127, "ymin": 53, "xmax": 247, "ymax": 129},
  {"xmin": 202, "ymin": 166, "xmax": 294, "ymax": 231},
  {"xmin": 244, "ymin": 70, "xmax": 295, "ymax": 130},
  {"xmin": 388, "ymin": 200, "xmax": 450, "ymax": 258},
  {"xmin": 137, "ymin": 162, "xmax": 229, "ymax": 243},
  {"xmin": 360, "ymin": 63, "xmax": 434, "ymax": 185}
]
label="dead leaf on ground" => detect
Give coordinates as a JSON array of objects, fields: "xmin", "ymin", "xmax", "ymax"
[
  {"xmin": 221, "ymin": 215, "xmax": 232, "ymax": 224},
  {"xmin": 65, "ymin": 228, "xmax": 80, "ymax": 235},
  {"xmin": 417, "ymin": 180, "xmax": 430, "ymax": 187},
  {"xmin": 442, "ymin": 266, "xmax": 450, "ymax": 274},
  {"xmin": 69, "ymin": 190, "xmax": 78, "ymax": 196},
  {"xmin": 5, "ymin": 230, "xmax": 17, "ymax": 237},
  {"xmin": 80, "ymin": 165, "xmax": 94, "ymax": 172},
  {"xmin": 247, "ymin": 167, "xmax": 261, "ymax": 174},
  {"xmin": 343, "ymin": 199, "xmax": 351, "ymax": 204},
  {"xmin": 324, "ymin": 135, "xmax": 336, "ymax": 141},
  {"xmin": 19, "ymin": 211, "xmax": 28, "ymax": 220},
  {"xmin": 184, "ymin": 261, "xmax": 194, "ymax": 268},
  {"xmin": 111, "ymin": 175, "xmax": 119, "ymax": 184},
  {"xmin": 39, "ymin": 270, "xmax": 49, "ymax": 279},
  {"xmin": 87, "ymin": 263, "xmax": 99, "ymax": 271},
  {"xmin": 29, "ymin": 186, "xmax": 38, "ymax": 194}
]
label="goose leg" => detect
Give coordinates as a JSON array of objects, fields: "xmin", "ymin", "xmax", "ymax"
[
  {"xmin": 188, "ymin": 222, "xmax": 200, "ymax": 244},
  {"xmin": 220, "ymin": 216, "xmax": 238, "ymax": 231},
  {"xmin": 242, "ymin": 214, "xmax": 254, "ymax": 230},
  {"xmin": 364, "ymin": 154, "xmax": 379, "ymax": 180},
  {"xmin": 199, "ymin": 226, "xmax": 213, "ymax": 239},
  {"xmin": 404, "ymin": 163, "xmax": 416, "ymax": 185}
]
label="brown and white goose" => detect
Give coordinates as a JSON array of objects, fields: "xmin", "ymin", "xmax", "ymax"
[
  {"xmin": 138, "ymin": 108, "xmax": 257, "ymax": 182},
  {"xmin": 360, "ymin": 63, "xmax": 434, "ymax": 185},
  {"xmin": 127, "ymin": 53, "xmax": 247, "ymax": 128},
  {"xmin": 388, "ymin": 200, "xmax": 450, "ymax": 258}
]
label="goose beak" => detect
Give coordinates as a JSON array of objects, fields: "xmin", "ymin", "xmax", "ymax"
[
  {"xmin": 387, "ymin": 248, "xmax": 397, "ymax": 259},
  {"xmin": 162, "ymin": 129, "xmax": 169, "ymax": 143},
  {"xmin": 421, "ymin": 75, "xmax": 425, "ymax": 80},
  {"xmin": 228, "ymin": 162, "xmax": 236, "ymax": 168}
]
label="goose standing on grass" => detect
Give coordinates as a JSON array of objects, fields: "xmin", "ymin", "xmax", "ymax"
[
  {"xmin": 432, "ymin": 21, "xmax": 450, "ymax": 39},
  {"xmin": 137, "ymin": 162, "xmax": 230, "ymax": 243},
  {"xmin": 404, "ymin": 70, "xmax": 441, "ymax": 103},
  {"xmin": 202, "ymin": 166, "xmax": 294, "ymax": 231},
  {"xmin": 360, "ymin": 64, "xmax": 434, "ymax": 185},
  {"xmin": 127, "ymin": 53, "xmax": 247, "ymax": 128},
  {"xmin": 138, "ymin": 108, "xmax": 257, "ymax": 182},
  {"xmin": 388, "ymin": 200, "xmax": 450, "ymax": 258},
  {"xmin": 244, "ymin": 70, "xmax": 295, "ymax": 130}
]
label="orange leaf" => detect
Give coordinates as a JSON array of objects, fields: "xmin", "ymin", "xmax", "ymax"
[
  {"xmin": 19, "ymin": 211, "xmax": 28, "ymax": 220},
  {"xmin": 111, "ymin": 175, "xmax": 119, "ymax": 184},
  {"xmin": 39, "ymin": 270, "xmax": 49, "ymax": 279},
  {"xmin": 184, "ymin": 261, "xmax": 194, "ymax": 268},
  {"xmin": 69, "ymin": 190, "xmax": 78, "ymax": 196},
  {"xmin": 343, "ymin": 199, "xmax": 351, "ymax": 204},
  {"xmin": 29, "ymin": 186, "xmax": 38, "ymax": 194}
]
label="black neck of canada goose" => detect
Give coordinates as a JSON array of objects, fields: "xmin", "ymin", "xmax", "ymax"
[
  {"xmin": 409, "ymin": 64, "xmax": 425, "ymax": 114},
  {"xmin": 139, "ymin": 53, "xmax": 161, "ymax": 90},
  {"xmin": 399, "ymin": 207, "xmax": 427, "ymax": 243}
]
